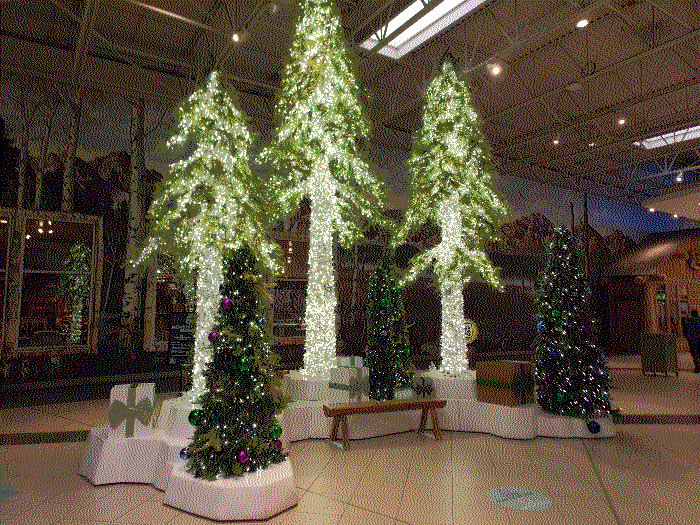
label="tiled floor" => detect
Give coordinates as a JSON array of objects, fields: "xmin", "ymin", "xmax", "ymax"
[
  {"xmin": 1, "ymin": 355, "xmax": 699, "ymax": 525},
  {"xmin": 1, "ymin": 427, "xmax": 699, "ymax": 525}
]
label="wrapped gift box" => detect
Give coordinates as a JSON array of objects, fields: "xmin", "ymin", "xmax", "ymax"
[
  {"xmin": 107, "ymin": 382, "xmax": 155, "ymax": 439},
  {"xmin": 475, "ymin": 361, "xmax": 534, "ymax": 407},
  {"xmin": 336, "ymin": 355, "xmax": 363, "ymax": 368},
  {"xmin": 327, "ymin": 366, "xmax": 369, "ymax": 403}
]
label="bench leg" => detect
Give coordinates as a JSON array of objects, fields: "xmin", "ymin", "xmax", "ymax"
[
  {"xmin": 341, "ymin": 415, "xmax": 350, "ymax": 450},
  {"xmin": 417, "ymin": 408, "xmax": 428, "ymax": 435},
  {"xmin": 330, "ymin": 416, "xmax": 340, "ymax": 441},
  {"xmin": 429, "ymin": 407, "xmax": 442, "ymax": 440}
]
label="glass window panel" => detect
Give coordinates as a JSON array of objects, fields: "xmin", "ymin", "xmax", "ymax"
[
  {"xmin": 24, "ymin": 219, "xmax": 92, "ymax": 271},
  {"xmin": 19, "ymin": 273, "xmax": 89, "ymax": 347}
]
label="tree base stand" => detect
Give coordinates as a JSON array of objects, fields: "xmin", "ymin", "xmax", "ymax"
[{"xmin": 163, "ymin": 459, "xmax": 298, "ymax": 521}]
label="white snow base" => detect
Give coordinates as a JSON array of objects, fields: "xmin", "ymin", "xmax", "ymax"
[
  {"xmin": 282, "ymin": 370, "xmax": 616, "ymax": 440},
  {"xmin": 163, "ymin": 460, "xmax": 298, "ymax": 521}
]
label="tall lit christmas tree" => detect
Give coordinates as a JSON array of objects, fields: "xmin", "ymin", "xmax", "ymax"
[
  {"xmin": 533, "ymin": 227, "xmax": 611, "ymax": 425},
  {"xmin": 185, "ymin": 246, "xmax": 287, "ymax": 479},
  {"xmin": 366, "ymin": 253, "xmax": 415, "ymax": 400},
  {"xmin": 261, "ymin": 0, "xmax": 386, "ymax": 379},
  {"xmin": 395, "ymin": 52, "xmax": 507, "ymax": 375},
  {"xmin": 138, "ymin": 71, "xmax": 280, "ymax": 401}
]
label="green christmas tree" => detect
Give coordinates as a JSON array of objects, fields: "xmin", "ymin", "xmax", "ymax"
[
  {"xmin": 261, "ymin": 0, "xmax": 386, "ymax": 379},
  {"xmin": 394, "ymin": 53, "xmax": 507, "ymax": 376},
  {"xmin": 366, "ymin": 253, "xmax": 415, "ymax": 400},
  {"xmin": 138, "ymin": 71, "xmax": 280, "ymax": 401},
  {"xmin": 185, "ymin": 246, "xmax": 287, "ymax": 480},
  {"xmin": 533, "ymin": 226, "xmax": 611, "ymax": 424}
]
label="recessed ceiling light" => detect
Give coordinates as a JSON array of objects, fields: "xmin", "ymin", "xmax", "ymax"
[
  {"xmin": 0, "ymin": 219, "xmax": 7, "ymax": 224},
  {"xmin": 676, "ymin": 173, "xmax": 683, "ymax": 182},
  {"xmin": 674, "ymin": 214, "xmax": 679, "ymax": 218},
  {"xmin": 577, "ymin": 19, "xmax": 589, "ymax": 28},
  {"xmin": 618, "ymin": 118, "xmax": 626, "ymax": 125},
  {"xmin": 649, "ymin": 208, "xmax": 655, "ymax": 212},
  {"xmin": 553, "ymin": 138, "xmax": 560, "ymax": 145},
  {"xmin": 231, "ymin": 32, "xmax": 240, "ymax": 42},
  {"xmin": 487, "ymin": 63, "xmax": 502, "ymax": 76},
  {"xmin": 589, "ymin": 142, "xmax": 596, "ymax": 147}
]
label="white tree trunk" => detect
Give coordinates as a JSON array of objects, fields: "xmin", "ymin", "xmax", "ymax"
[
  {"xmin": 437, "ymin": 193, "xmax": 469, "ymax": 375},
  {"xmin": 302, "ymin": 157, "xmax": 337, "ymax": 379},
  {"xmin": 186, "ymin": 247, "xmax": 224, "ymax": 403},
  {"xmin": 62, "ymin": 87, "xmax": 84, "ymax": 212},
  {"xmin": 120, "ymin": 98, "xmax": 145, "ymax": 356}
]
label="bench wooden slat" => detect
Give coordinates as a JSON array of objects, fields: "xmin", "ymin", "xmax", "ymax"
[{"xmin": 322, "ymin": 398, "xmax": 446, "ymax": 417}]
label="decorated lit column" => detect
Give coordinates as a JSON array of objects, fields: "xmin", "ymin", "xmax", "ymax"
[
  {"xmin": 395, "ymin": 52, "xmax": 507, "ymax": 376},
  {"xmin": 261, "ymin": 0, "xmax": 386, "ymax": 379},
  {"xmin": 138, "ymin": 71, "xmax": 281, "ymax": 401}
]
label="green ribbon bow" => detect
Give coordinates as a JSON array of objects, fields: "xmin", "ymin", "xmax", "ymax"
[
  {"xmin": 329, "ymin": 374, "xmax": 370, "ymax": 402},
  {"xmin": 413, "ymin": 377, "xmax": 434, "ymax": 398},
  {"xmin": 108, "ymin": 383, "xmax": 153, "ymax": 437},
  {"xmin": 476, "ymin": 364, "xmax": 534, "ymax": 405}
]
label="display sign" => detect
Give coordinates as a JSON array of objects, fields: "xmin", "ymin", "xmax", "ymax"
[
  {"xmin": 168, "ymin": 311, "xmax": 195, "ymax": 365},
  {"xmin": 465, "ymin": 318, "xmax": 478, "ymax": 344}
]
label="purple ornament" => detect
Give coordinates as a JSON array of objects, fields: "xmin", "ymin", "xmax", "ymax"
[
  {"xmin": 208, "ymin": 332, "xmax": 218, "ymax": 342},
  {"xmin": 222, "ymin": 298, "xmax": 232, "ymax": 310},
  {"xmin": 274, "ymin": 439, "xmax": 282, "ymax": 450},
  {"xmin": 237, "ymin": 450, "xmax": 248, "ymax": 464}
]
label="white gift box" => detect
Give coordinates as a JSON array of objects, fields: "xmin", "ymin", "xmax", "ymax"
[
  {"xmin": 107, "ymin": 382, "xmax": 155, "ymax": 439},
  {"xmin": 336, "ymin": 355, "xmax": 363, "ymax": 368},
  {"xmin": 424, "ymin": 370, "xmax": 477, "ymax": 400},
  {"xmin": 328, "ymin": 366, "xmax": 369, "ymax": 402}
]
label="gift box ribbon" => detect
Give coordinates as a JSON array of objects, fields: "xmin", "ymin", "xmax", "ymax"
[
  {"xmin": 329, "ymin": 374, "xmax": 369, "ymax": 402},
  {"xmin": 476, "ymin": 364, "xmax": 534, "ymax": 405},
  {"xmin": 108, "ymin": 382, "xmax": 154, "ymax": 437}
]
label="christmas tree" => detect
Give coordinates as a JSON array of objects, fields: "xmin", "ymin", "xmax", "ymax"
[
  {"xmin": 366, "ymin": 253, "xmax": 415, "ymax": 400},
  {"xmin": 185, "ymin": 246, "xmax": 287, "ymax": 480},
  {"xmin": 533, "ymin": 226, "xmax": 611, "ymax": 426},
  {"xmin": 138, "ymin": 71, "xmax": 280, "ymax": 400},
  {"xmin": 394, "ymin": 52, "xmax": 507, "ymax": 375},
  {"xmin": 261, "ymin": 0, "xmax": 386, "ymax": 379}
]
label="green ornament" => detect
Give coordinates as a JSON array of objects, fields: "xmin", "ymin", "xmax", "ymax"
[
  {"xmin": 395, "ymin": 286, "xmax": 402, "ymax": 293},
  {"xmin": 271, "ymin": 423, "xmax": 282, "ymax": 440},
  {"xmin": 402, "ymin": 347, "xmax": 410, "ymax": 356},
  {"xmin": 188, "ymin": 409, "xmax": 203, "ymax": 426},
  {"xmin": 239, "ymin": 355, "xmax": 252, "ymax": 371},
  {"xmin": 551, "ymin": 309, "xmax": 561, "ymax": 318},
  {"xmin": 575, "ymin": 249, "xmax": 583, "ymax": 258},
  {"xmin": 380, "ymin": 298, "xmax": 390, "ymax": 308},
  {"xmin": 555, "ymin": 392, "xmax": 567, "ymax": 403}
]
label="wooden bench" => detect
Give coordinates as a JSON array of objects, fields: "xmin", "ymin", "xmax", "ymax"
[{"xmin": 322, "ymin": 398, "xmax": 447, "ymax": 450}]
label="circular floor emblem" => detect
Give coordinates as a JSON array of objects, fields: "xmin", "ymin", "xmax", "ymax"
[
  {"xmin": 0, "ymin": 485, "xmax": 18, "ymax": 501},
  {"xmin": 488, "ymin": 487, "xmax": 552, "ymax": 511}
]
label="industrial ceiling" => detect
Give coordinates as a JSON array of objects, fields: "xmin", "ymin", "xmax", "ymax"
[{"xmin": 2, "ymin": 0, "xmax": 700, "ymax": 218}]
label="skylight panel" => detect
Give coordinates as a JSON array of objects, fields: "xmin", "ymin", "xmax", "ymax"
[{"xmin": 633, "ymin": 124, "xmax": 700, "ymax": 150}]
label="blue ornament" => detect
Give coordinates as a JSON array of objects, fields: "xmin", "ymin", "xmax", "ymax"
[
  {"xmin": 587, "ymin": 421, "xmax": 601, "ymax": 434},
  {"xmin": 537, "ymin": 321, "xmax": 548, "ymax": 334},
  {"xmin": 549, "ymin": 349, "xmax": 558, "ymax": 359},
  {"xmin": 537, "ymin": 360, "xmax": 543, "ymax": 368},
  {"xmin": 368, "ymin": 291, "xmax": 373, "ymax": 299},
  {"xmin": 180, "ymin": 447, "xmax": 189, "ymax": 460},
  {"xmin": 259, "ymin": 317, "xmax": 267, "ymax": 328}
]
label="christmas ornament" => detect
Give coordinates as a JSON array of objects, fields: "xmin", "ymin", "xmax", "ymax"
[
  {"xmin": 537, "ymin": 360, "xmax": 543, "ymax": 368},
  {"xmin": 575, "ymin": 249, "xmax": 583, "ymax": 258},
  {"xmin": 368, "ymin": 291, "xmax": 373, "ymax": 299},
  {"xmin": 188, "ymin": 409, "xmax": 202, "ymax": 426},
  {"xmin": 380, "ymin": 298, "xmax": 389, "ymax": 308},
  {"xmin": 219, "ymin": 284, "xmax": 230, "ymax": 295},
  {"xmin": 237, "ymin": 450, "xmax": 248, "ymax": 464},
  {"xmin": 379, "ymin": 330, "xmax": 387, "ymax": 336},
  {"xmin": 180, "ymin": 447, "xmax": 189, "ymax": 460},
  {"xmin": 274, "ymin": 439, "xmax": 282, "ymax": 450},
  {"xmin": 537, "ymin": 321, "xmax": 548, "ymax": 334},
  {"xmin": 222, "ymin": 298, "xmax": 232, "ymax": 310},
  {"xmin": 551, "ymin": 309, "xmax": 561, "ymax": 318},
  {"xmin": 395, "ymin": 286, "xmax": 402, "ymax": 293},
  {"xmin": 555, "ymin": 392, "xmax": 566, "ymax": 403},
  {"xmin": 549, "ymin": 349, "xmax": 559, "ymax": 359},
  {"xmin": 271, "ymin": 423, "xmax": 282, "ymax": 440},
  {"xmin": 402, "ymin": 347, "xmax": 410, "ymax": 355},
  {"xmin": 587, "ymin": 420, "xmax": 601, "ymax": 434},
  {"xmin": 259, "ymin": 317, "xmax": 267, "ymax": 328},
  {"xmin": 208, "ymin": 332, "xmax": 218, "ymax": 342},
  {"xmin": 239, "ymin": 356, "xmax": 252, "ymax": 370}
]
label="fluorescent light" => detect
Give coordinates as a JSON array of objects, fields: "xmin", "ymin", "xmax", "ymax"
[
  {"xmin": 676, "ymin": 173, "xmax": 683, "ymax": 182},
  {"xmin": 674, "ymin": 214, "xmax": 679, "ymax": 218},
  {"xmin": 649, "ymin": 208, "xmax": 655, "ymax": 212},
  {"xmin": 618, "ymin": 118, "xmax": 626, "ymax": 125},
  {"xmin": 589, "ymin": 142, "xmax": 596, "ymax": 147},
  {"xmin": 632, "ymin": 124, "xmax": 700, "ymax": 150},
  {"xmin": 360, "ymin": 0, "xmax": 487, "ymax": 59},
  {"xmin": 553, "ymin": 138, "xmax": 560, "ymax": 145},
  {"xmin": 232, "ymin": 33, "xmax": 240, "ymax": 42},
  {"xmin": 577, "ymin": 19, "xmax": 589, "ymax": 28}
]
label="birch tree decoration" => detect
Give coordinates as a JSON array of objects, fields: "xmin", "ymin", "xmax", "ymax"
[
  {"xmin": 395, "ymin": 53, "xmax": 508, "ymax": 376},
  {"xmin": 261, "ymin": 0, "xmax": 386, "ymax": 379},
  {"xmin": 138, "ymin": 71, "xmax": 281, "ymax": 402}
]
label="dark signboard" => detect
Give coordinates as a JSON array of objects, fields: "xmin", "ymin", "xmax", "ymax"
[{"xmin": 168, "ymin": 311, "xmax": 195, "ymax": 365}]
